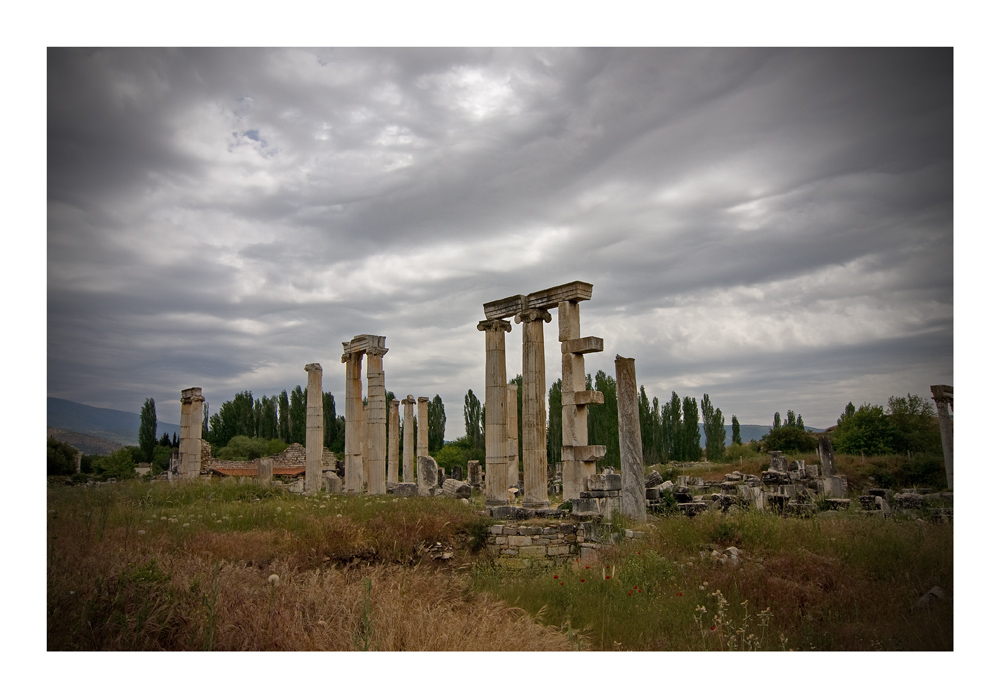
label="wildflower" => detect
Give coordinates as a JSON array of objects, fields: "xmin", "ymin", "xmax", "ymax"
[
  {"xmin": 628, "ymin": 592, "xmax": 632, "ymax": 597},
  {"xmin": 606, "ymin": 576, "xmax": 611, "ymax": 580},
  {"xmin": 677, "ymin": 592, "xmax": 683, "ymax": 596},
  {"xmin": 268, "ymin": 574, "xmax": 280, "ymax": 586},
  {"xmin": 585, "ymin": 566, "xmax": 590, "ymax": 569},
  {"xmin": 138, "ymin": 530, "xmax": 146, "ymax": 536},
  {"xmin": 554, "ymin": 575, "xmax": 559, "ymax": 579},
  {"xmin": 580, "ymin": 579, "xmax": 586, "ymax": 583},
  {"xmin": 710, "ymin": 626, "xmax": 716, "ymax": 631}
]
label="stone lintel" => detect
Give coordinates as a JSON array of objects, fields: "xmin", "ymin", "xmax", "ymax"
[
  {"xmin": 525, "ymin": 281, "xmax": 593, "ymax": 310},
  {"xmin": 561, "ymin": 336, "xmax": 604, "ymax": 355},
  {"xmin": 483, "ymin": 294, "xmax": 526, "ymax": 320},
  {"xmin": 341, "ymin": 334, "xmax": 385, "ymax": 360},
  {"xmin": 562, "ymin": 390, "xmax": 605, "ymax": 406},
  {"xmin": 562, "ymin": 444, "xmax": 607, "ymax": 462}
]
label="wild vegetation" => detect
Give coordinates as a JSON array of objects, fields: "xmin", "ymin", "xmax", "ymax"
[{"xmin": 48, "ymin": 475, "xmax": 952, "ymax": 651}]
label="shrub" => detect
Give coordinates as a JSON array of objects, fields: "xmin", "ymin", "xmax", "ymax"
[
  {"xmin": 47, "ymin": 438, "xmax": 78, "ymax": 476},
  {"xmin": 93, "ymin": 447, "xmax": 138, "ymax": 480},
  {"xmin": 760, "ymin": 425, "xmax": 817, "ymax": 454}
]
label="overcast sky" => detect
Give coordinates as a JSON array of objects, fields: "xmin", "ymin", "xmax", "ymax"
[{"xmin": 47, "ymin": 47, "xmax": 953, "ymax": 439}]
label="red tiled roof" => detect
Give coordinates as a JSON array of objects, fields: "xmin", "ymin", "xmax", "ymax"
[{"xmin": 210, "ymin": 466, "xmax": 305, "ymax": 477}]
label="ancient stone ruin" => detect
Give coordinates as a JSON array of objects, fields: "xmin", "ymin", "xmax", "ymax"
[
  {"xmin": 931, "ymin": 384, "xmax": 953, "ymax": 489},
  {"xmin": 178, "ymin": 387, "xmax": 205, "ymax": 479}
]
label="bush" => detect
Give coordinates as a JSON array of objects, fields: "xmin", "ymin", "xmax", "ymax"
[
  {"xmin": 151, "ymin": 445, "xmax": 173, "ymax": 474},
  {"xmin": 720, "ymin": 443, "xmax": 761, "ymax": 464},
  {"xmin": 93, "ymin": 447, "xmax": 137, "ymax": 480},
  {"xmin": 216, "ymin": 435, "xmax": 271, "ymax": 461},
  {"xmin": 834, "ymin": 404, "xmax": 894, "ymax": 455},
  {"xmin": 760, "ymin": 425, "xmax": 818, "ymax": 454},
  {"xmin": 47, "ymin": 438, "xmax": 78, "ymax": 476}
]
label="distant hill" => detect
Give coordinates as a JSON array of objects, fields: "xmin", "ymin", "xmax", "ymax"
[
  {"xmin": 47, "ymin": 427, "xmax": 125, "ymax": 456},
  {"xmin": 702, "ymin": 423, "xmax": 824, "ymax": 447},
  {"xmin": 47, "ymin": 397, "xmax": 181, "ymax": 448}
]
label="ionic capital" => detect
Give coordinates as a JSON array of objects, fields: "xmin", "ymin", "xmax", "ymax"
[
  {"xmin": 477, "ymin": 318, "xmax": 512, "ymax": 333},
  {"xmin": 364, "ymin": 346, "xmax": 389, "ymax": 358},
  {"xmin": 514, "ymin": 308, "xmax": 552, "ymax": 324},
  {"xmin": 304, "ymin": 362, "xmax": 323, "ymax": 373}
]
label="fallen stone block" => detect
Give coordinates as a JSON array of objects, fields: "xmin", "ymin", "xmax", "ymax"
[
  {"xmin": 645, "ymin": 471, "xmax": 664, "ymax": 488},
  {"xmin": 442, "ymin": 478, "xmax": 472, "ymax": 499}
]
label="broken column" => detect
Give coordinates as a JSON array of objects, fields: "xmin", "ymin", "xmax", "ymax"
[
  {"xmin": 387, "ymin": 398, "xmax": 400, "ymax": 486},
  {"xmin": 818, "ymin": 435, "xmax": 836, "ymax": 478},
  {"xmin": 506, "ymin": 382, "xmax": 520, "ymax": 487},
  {"xmin": 366, "ymin": 344, "xmax": 388, "ymax": 495},
  {"xmin": 402, "ymin": 395, "xmax": 416, "ymax": 483},
  {"xmin": 478, "ymin": 318, "xmax": 512, "ymax": 506},
  {"xmin": 258, "ymin": 457, "xmax": 273, "ymax": 483},
  {"xmin": 417, "ymin": 455, "xmax": 437, "ymax": 496},
  {"xmin": 557, "ymin": 288, "xmax": 606, "ymax": 501},
  {"xmin": 179, "ymin": 387, "xmax": 205, "ymax": 478},
  {"xmin": 342, "ymin": 349, "xmax": 364, "ymax": 493},
  {"xmin": 417, "ymin": 396, "xmax": 430, "ymax": 459},
  {"xmin": 615, "ymin": 355, "xmax": 646, "ymax": 521},
  {"xmin": 516, "ymin": 307, "xmax": 551, "ymax": 508},
  {"xmin": 304, "ymin": 363, "xmax": 324, "ymax": 494},
  {"xmin": 931, "ymin": 385, "xmax": 953, "ymax": 489}
]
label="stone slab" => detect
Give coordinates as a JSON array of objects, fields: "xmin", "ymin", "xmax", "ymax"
[{"xmin": 561, "ymin": 336, "xmax": 604, "ymax": 355}]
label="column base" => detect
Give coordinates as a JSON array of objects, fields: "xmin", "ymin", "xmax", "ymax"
[
  {"xmin": 485, "ymin": 498, "xmax": 509, "ymax": 507},
  {"xmin": 522, "ymin": 497, "xmax": 551, "ymax": 509}
]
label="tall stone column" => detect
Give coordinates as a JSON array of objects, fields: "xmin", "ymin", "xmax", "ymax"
[
  {"xmin": 179, "ymin": 387, "xmax": 204, "ymax": 478},
  {"xmin": 516, "ymin": 308, "xmax": 551, "ymax": 508},
  {"xmin": 362, "ymin": 402, "xmax": 369, "ymax": 490},
  {"xmin": 615, "ymin": 356, "xmax": 646, "ymax": 521},
  {"xmin": 931, "ymin": 385, "xmax": 954, "ymax": 489},
  {"xmin": 506, "ymin": 382, "xmax": 520, "ymax": 487},
  {"xmin": 342, "ymin": 350, "xmax": 364, "ymax": 493},
  {"xmin": 402, "ymin": 396, "xmax": 416, "ymax": 482},
  {"xmin": 417, "ymin": 397, "xmax": 430, "ymax": 459},
  {"xmin": 478, "ymin": 318, "xmax": 512, "ymax": 505},
  {"xmin": 366, "ymin": 347, "xmax": 388, "ymax": 495},
  {"xmin": 387, "ymin": 398, "xmax": 400, "ymax": 486},
  {"xmin": 304, "ymin": 363, "xmax": 323, "ymax": 494}
]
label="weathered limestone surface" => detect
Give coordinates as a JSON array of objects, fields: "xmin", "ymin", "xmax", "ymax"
[
  {"xmin": 387, "ymin": 399, "xmax": 400, "ymax": 485},
  {"xmin": 442, "ymin": 478, "xmax": 472, "ymax": 499},
  {"xmin": 417, "ymin": 455, "xmax": 438, "ymax": 496},
  {"xmin": 417, "ymin": 397, "xmax": 429, "ymax": 459},
  {"xmin": 468, "ymin": 460, "xmax": 481, "ymax": 488},
  {"xmin": 342, "ymin": 351, "xmax": 364, "ymax": 493},
  {"xmin": 818, "ymin": 435, "xmax": 836, "ymax": 478},
  {"xmin": 257, "ymin": 457, "xmax": 273, "ymax": 483},
  {"xmin": 366, "ymin": 346, "xmax": 388, "ymax": 495},
  {"xmin": 179, "ymin": 387, "xmax": 205, "ymax": 478},
  {"xmin": 931, "ymin": 385, "xmax": 953, "ymax": 489},
  {"xmin": 506, "ymin": 383, "xmax": 519, "ymax": 487},
  {"xmin": 517, "ymin": 308, "xmax": 551, "ymax": 508},
  {"xmin": 304, "ymin": 363, "xmax": 324, "ymax": 494},
  {"xmin": 402, "ymin": 396, "xmax": 415, "ymax": 483},
  {"xmin": 478, "ymin": 318, "xmax": 512, "ymax": 505}
]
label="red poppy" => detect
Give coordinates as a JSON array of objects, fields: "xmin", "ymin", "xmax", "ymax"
[
  {"xmin": 710, "ymin": 626, "xmax": 716, "ymax": 631},
  {"xmin": 585, "ymin": 566, "xmax": 590, "ymax": 569},
  {"xmin": 628, "ymin": 592, "xmax": 632, "ymax": 597},
  {"xmin": 553, "ymin": 575, "xmax": 558, "ymax": 579},
  {"xmin": 560, "ymin": 582, "xmax": 564, "ymax": 586},
  {"xmin": 677, "ymin": 592, "xmax": 683, "ymax": 596},
  {"xmin": 580, "ymin": 578, "xmax": 586, "ymax": 582},
  {"xmin": 605, "ymin": 576, "xmax": 610, "ymax": 579}
]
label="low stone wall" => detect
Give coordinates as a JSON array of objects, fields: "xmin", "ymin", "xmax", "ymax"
[{"xmin": 486, "ymin": 522, "xmax": 585, "ymax": 569}]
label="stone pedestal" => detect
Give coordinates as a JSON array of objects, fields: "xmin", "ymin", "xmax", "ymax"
[
  {"xmin": 615, "ymin": 356, "xmax": 646, "ymax": 521},
  {"xmin": 506, "ymin": 383, "xmax": 520, "ymax": 487},
  {"xmin": 366, "ymin": 347, "xmax": 388, "ymax": 495},
  {"xmin": 402, "ymin": 396, "xmax": 416, "ymax": 483},
  {"xmin": 516, "ymin": 308, "xmax": 551, "ymax": 508},
  {"xmin": 179, "ymin": 387, "xmax": 205, "ymax": 479},
  {"xmin": 478, "ymin": 318, "xmax": 512, "ymax": 505},
  {"xmin": 417, "ymin": 397, "xmax": 430, "ymax": 459},
  {"xmin": 304, "ymin": 363, "xmax": 324, "ymax": 494},
  {"xmin": 387, "ymin": 399, "xmax": 400, "ymax": 485}
]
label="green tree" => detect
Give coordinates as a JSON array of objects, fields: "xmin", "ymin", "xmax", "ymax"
[
  {"xmin": 47, "ymin": 438, "xmax": 78, "ymax": 476},
  {"xmin": 681, "ymin": 396, "xmax": 702, "ymax": 461},
  {"xmin": 839, "ymin": 402, "xmax": 856, "ymax": 425},
  {"xmin": 773, "ymin": 412, "xmax": 781, "ymax": 430},
  {"xmin": 701, "ymin": 394, "xmax": 726, "ymax": 462},
  {"xmin": 547, "ymin": 379, "xmax": 562, "ymax": 466},
  {"xmin": 833, "ymin": 403, "xmax": 893, "ymax": 455},
  {"xmin": 93, "ymin": 447, "xmax": 137, "ymax": 480},
  {"xmin": 138, "ymin": 397, "xmax": 157, "ymax": 462},
  {"xmin": 278, "ymin": 390, "xmax": 291, "ymax": 443},
  {"xmin": 151, "ymin": 444, "xmax": 172, "ymax": 474},
  {"xmin": 731, "ymin": 415, "xmax": 742, "ymax": 446},
  {"xmin": 589, "ymin": 370, "xmax": 619, "ymax": 469},
  {"xmin": 887, "ymin": 393, "xmax": 940, "ymax": 455},
  {"xmin": 665, "ymin": 392, "xmax": 682, "ymax": 461},
  {"xmin": 761, "ymin": 424, "xmax": 818, "ymax": 454},
  {"xmin": 464, "ymin": 389, "xmax": 484, "ymax": 451},
  {"xmin": 638, "ymin": 386, "xmax": 656, "ymax": 465},
  {"xmin": 208, "ymin": 391, "xmax": 256, "ymax": 447},
  {"xmin": 428, "ymin": 395, "xmax": 446, "ymax": 453},
  {"xmin": 289, "ymin": 386, "xmax": 306, "ymax": 445}
]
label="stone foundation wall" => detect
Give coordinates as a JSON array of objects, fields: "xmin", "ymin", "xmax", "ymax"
[
  {"xmin": 486, "ymin": 522, "xmax": 585, "ymax": 569},
  {"xmin": 202, "ymin": 442, "xmax": 339, "ymax": 474}
]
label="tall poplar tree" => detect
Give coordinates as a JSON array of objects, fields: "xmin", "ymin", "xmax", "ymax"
[
  {"xmin": 731, "ymin": 415, "xmax": 742, "ymax": 446},
  {"xmin": 139, "ymin": 397, "xmax": 157, "ymax": 462},
  {"xmin": 547, "ymin": 379, "xmax": 562, "ymax": 466},
  {"xmin": 682, "ymin": 396, "xmax": 701, "ymax": 461},
  {"xmin": 428, "ymin": 395, "xmax": 446, "ymax": 453}
]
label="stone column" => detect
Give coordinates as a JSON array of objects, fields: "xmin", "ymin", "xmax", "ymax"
[
  {"xmin": 304, "ymin": 363, "xmax": 323, "ymax": 494},
  {"xmin": 506, "ymin": 382, "xmax": 520, "ymax": 487},
  {"xmin": 342, "ymin": 351, "xmax": 364, "ymax": 493},
  {"xmin": 615, "ymin": 356, "xmax": 646, "ymax": 521},
  {"xmin": 478, "ymin": 318, "xmax": 512, "ymax": 505},
  {"xmin": 362, "ymin": 402, "xmax": 370, "ymax": 490},
  {"xmin": 387, "ymin": 398, "xmax": 400, "ymax": 486},
  {"xmin": 402, "ymin": 395, "xmax": 416, "ymax": 483},
  {"xmin": 74, "ymin": 449, "xmax": 82, "ymax": 474},
  {"xmin": 366, "ymin": 346, "xmax": 388, "ymax": 495},
  {"xmin": 179, "ymin": 387, "xmax": 204, "ymax": 478},
  {"xmin": 558, "ymin": 300, "xmax": 605, "ymax": 500},
  {"xmin": 931, "ymin": 385, "xmax": 954, "ymax": 489},
  {"xmin": 516, "ymin": 308, "xmax": 551, "ymax": 508},
  {"xmin": 818, "ymin": 435, "xmax": 836, "ymax": 477},
  {"xmin": 417, "ymin": 396, "xmax": 430, "ymax": 459},
  {"xmin": 258, "ymin": 457, "xmax": 273, "ymax": 483}
]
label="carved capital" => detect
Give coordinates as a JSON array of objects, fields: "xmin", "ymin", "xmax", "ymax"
[
  {"xmin": 364, "ymin": 346, "xmax": 389, "ymax": 358},
  {"xmin": 514, "ymin": 308, "xmax": 552, "ymax": 324},
  {"xmin": 477, "ymin": 318, "xmax": 512, "ymax": 333}
]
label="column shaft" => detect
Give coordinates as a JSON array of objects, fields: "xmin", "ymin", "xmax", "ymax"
[
  {"xmin": 343, "ymin": 353, "xmax": 364, "ymax": 493},
  {"xmin": 518, "ymin": 309, "xmax": 550, "ymax": 508},
  {"xmin": 615, "ymin": 356, "xmax": 646, "ymax": 521},
  {"xmin": 479, "ymin": 319, "xmax": 511, "ymax": 505},
  {"xmin": 366, "ymin": 350, "xmax": 387, "ymax": 494},
  {"xmin": 506, "ymin": 382, "xmax": 520, "ymax": 487},
  {"xmin": 387, "ymin": 399, "xmax": 400, "ymax": 485},
  {"xmin": 304, "ymin": 363, "xmax": 323, "ymax": 494},
  {"xmin": 417, "ymin": 397, "xmax": 429, "ymax": 459},
  {"xmin": 402, "ymin": 396, "xmax": 415, "ymax": 482}
]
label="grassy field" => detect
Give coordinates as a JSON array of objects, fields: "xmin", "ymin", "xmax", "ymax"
[{"xmin": 46, "ymin": 476, "xmax": 952, "ymax": 651}]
